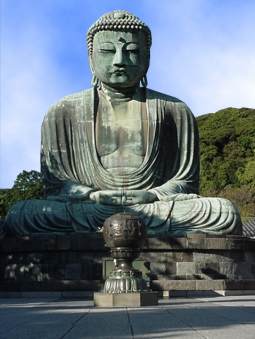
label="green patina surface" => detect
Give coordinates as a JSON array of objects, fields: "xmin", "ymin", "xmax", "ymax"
[{"xmin": 2, "ymin": 10, "xmax": 242, "ymax": 236}]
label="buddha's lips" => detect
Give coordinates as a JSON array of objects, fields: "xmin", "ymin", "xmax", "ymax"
[{"xmin": 112, "ymin": 69, "xmax": 126, "ymax": 75}]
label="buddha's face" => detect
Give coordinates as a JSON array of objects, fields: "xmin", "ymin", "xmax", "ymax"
[{"xmin": 90, "ymin": 30, "xmax": 149, "ymax": 88}]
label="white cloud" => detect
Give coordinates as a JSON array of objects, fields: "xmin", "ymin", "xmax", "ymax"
[
  {"xmin": 146, "ymin": 0, "xmax": 255, "ymax": 114},
  {"xmin": 0, "ymin": 23, "xmax": 70, "ymax": 187},
  {"xmin": 150, "ymin": 42, "xmax": 255, "ymax": 115}
]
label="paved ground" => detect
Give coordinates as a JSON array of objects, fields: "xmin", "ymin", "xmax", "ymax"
[{"xmin": 0, "ymin": 295, "xmax": 254, "ymax": 338}]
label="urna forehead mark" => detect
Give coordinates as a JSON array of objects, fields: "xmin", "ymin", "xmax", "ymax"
[{"xmin": 93, "ymin": 31, "xmax": 143, "ymax": 45}]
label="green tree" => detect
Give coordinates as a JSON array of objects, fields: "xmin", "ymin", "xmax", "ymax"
[
  {"xmin": 0, "ymin": 170, "xmax": 44, "ymax": 217},
  {"xmin": 197, "ymin": 107, "xmax": 255, "ymax": 217}
]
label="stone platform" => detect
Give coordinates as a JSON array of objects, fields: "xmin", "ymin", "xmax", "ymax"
[
  {"xmin": 1, "ymin": 295, "xmax": 255, "ymax": 338},
  {"xmin": 0, "ymin": 233, "xmax": 254, "ymax": 294},
  {"xmin": 94, "ymin": 291, "xmax": 158, "ymax": 307}
]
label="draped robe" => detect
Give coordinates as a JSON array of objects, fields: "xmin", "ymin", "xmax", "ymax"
[{"xmin": 4, "ymin": 88, "xmax": 242, "ymax": 235}]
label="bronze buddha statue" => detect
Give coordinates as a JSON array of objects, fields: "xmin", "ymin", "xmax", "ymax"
[{"xmin": 3, "ymin": 10, "xmax": 242, "ymax": 236}]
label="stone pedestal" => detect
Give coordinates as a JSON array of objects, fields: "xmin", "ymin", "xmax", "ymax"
[
  {"xmin": 94, "ymin": 291, "xmax": 158, "ymax": 307},
  {"xmin": 0, "ymin": 233, "xmax": 254, "ymax": 296}
]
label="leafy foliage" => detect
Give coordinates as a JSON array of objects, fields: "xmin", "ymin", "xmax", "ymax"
[
  {"xmin": 0, "ymin": 170, "xmax": 44, "ymax": 217},
  {"xmin": 197, "ymin": 107, "xmax": 255, "ymax": 217}
]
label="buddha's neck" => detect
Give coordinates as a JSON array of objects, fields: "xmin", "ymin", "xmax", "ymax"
[{"xmin": 100, "ymin": 83, "xmax": 139, "ymax": 102}]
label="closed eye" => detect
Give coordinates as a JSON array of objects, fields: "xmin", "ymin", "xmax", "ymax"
[
  {"xmin": 126, "ymin": 43, "xmax": 140, "ymax": 54},
  {"xmin": 127, "ymin": 49, "xmax": 139, "ymax": 54},
  {"xmin": 99, "ymin": 49, "xmax": 115, "ymax": 53}
]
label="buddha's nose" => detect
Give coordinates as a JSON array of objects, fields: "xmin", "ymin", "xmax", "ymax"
[{"xmin": 113, "ymin": 49, "xmax": 126, "ymax": 67}]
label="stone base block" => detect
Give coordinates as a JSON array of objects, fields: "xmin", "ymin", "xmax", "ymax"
[
  {"xmin": 94, "ymin": 291, "xmax": 158, "ymax": 307},
  {"xmin": 1, "ymin": 234, "xmax": 255, "ymax": 293}
]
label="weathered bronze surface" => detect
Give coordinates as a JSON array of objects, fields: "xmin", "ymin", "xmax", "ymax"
[
  {"xmin": 103, "ymin": 213, "xmax": 146, "ymax": 293},
  {"xmin": 3, "ymin": 10, "xmax": 242, "ymax": 236},
  {"xmin": 103, "ymin": 212, "xmax": 145, "ymax": 248}
]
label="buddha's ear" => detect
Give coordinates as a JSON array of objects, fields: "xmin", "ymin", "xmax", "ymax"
[
  {"xmin": 89, "ymin": 55, "xmax": 100, "ymax": 87},
  {"xmin": 89, "ymin": 55, "xmax": 95, "ymax": 75}
]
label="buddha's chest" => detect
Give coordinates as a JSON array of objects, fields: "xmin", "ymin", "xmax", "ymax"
[{"xmin": 95, "ymin": 99, "xmax": 148, "ymax": 170}]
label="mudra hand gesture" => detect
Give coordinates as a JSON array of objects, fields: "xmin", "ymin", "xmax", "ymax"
[{"xmin": 90, "ymin": 190, "xmax": 157, "ymax": 205}]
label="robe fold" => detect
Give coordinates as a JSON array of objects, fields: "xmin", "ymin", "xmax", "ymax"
[
  {"xmin": 4, "ymin": 88, "xmax": 242, "ymax": 236},
  {"xmin": 41, "ymin": 87, "xmax": 199, "ymax": 195}
]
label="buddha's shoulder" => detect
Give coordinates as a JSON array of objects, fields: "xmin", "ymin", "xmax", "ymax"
[
  {"xmin": 60, "ymin": 88, "xmax": 92, "ymax": 102},
  {"xmin": 146, "ymin": 88, "xmax": 194, "ymax": 117},
  {"xmin": 45, "ymin": 88, "xmax": 92, "ymax": 116},
  {"xmin": 146, "ymin": 88, "xmax": 189, "ymax": 108}
]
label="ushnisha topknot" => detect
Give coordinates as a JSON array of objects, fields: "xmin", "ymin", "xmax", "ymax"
[{"xmin": 87, "ymin": 10, "xmax": 152, "ymax": 56}]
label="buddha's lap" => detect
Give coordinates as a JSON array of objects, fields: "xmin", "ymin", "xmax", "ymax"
[{"xmin": 6, "ymin": 195, "xmax": 240, "ymax": 225}]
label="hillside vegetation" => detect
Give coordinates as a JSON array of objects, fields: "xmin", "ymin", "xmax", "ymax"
[
  {"xmin": 0, "ymin": 107, "xmax": 254, "ymax": 218},
  {"xmin": 197, "ymin": 107, "xmax": 255, "ymax": 217}
]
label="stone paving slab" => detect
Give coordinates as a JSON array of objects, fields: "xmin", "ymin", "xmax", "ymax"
[{"xmin": 0, "ymin": 296, "xmax": 254, "ymax": 338}]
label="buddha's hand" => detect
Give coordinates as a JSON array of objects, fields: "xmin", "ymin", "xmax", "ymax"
[
  {"xmin": 61, "ymin": 182, "xmax": 94, "ymax": 200},
  {"xmin": 89, "ymin": 190, "xmax": 157, "ymax": 205}
]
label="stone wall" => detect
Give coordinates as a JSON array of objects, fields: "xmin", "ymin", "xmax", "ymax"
[{"xmin": 0, "ymin": 233, "xmax": 254, "ymax": 293}]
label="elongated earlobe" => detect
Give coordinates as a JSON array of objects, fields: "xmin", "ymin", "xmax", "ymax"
[
  {"xmin": 91, "ymin": 74, "xmax": 100, "ymax": 88},
  {"xmin": 141, "ymin": 75, "xmax": 148, "ymax": 88}
]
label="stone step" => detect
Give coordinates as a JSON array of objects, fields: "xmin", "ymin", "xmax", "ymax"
[{"xmin": 1, "ymin": 279, "xmax": 255, "ymax": 292}]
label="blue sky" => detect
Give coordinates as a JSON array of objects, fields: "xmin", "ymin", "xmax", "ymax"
[{"xmin": 1, "ymin": 0, "xmax": 255, "ymax": 188}]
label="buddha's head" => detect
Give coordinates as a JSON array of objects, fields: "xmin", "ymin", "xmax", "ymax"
[{"xmin": 87, "ymin": 10, "xmax": 152, "ymax": 89}]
